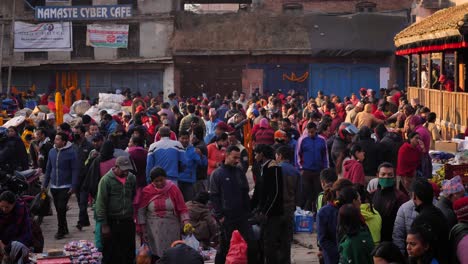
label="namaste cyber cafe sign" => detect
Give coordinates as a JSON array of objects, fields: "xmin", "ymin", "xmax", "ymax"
[{"xmin": 35, "ymin": 5, "xmax": 132, "ymax": 21}]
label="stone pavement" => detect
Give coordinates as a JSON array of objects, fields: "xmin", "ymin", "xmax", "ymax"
[{"xmin": 41, "ymin": 196, "xmax": 320, "ymax": 263}]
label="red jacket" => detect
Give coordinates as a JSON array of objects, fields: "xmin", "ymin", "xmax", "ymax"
[
  {"xmin": 207, "ymin": 143, "xmax": 226, "ymax": 176},
  {"xmin": 343, "ymin": 159, "xmax": 366, "ymax": 185},
  {"xmin": 397, "ymin": 142, "xmax": 422, "ymax": 177}
]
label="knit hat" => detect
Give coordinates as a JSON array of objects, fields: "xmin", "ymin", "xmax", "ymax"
[
  {"xmin": 440, "ymin": 176, "xmax": 465, "ymax": 197},
  {"xmin": 274, "ymin": 130, "xmax": 287, "ymax": 141},
  {"xmin": 453, "ymin": 196, "xmax": 468, "ymax": 222},
  {"xmin": 259, "ymin": 118, "xmax": 269, "ymax": 128}
]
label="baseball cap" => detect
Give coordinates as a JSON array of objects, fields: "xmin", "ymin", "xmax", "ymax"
[{"xmin": 115, "ymin": 156, "xmax": 133, "ymax": 171}]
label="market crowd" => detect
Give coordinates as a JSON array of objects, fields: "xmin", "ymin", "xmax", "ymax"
[{"xmin": 0, "ymin": 86, "xmax": 467, "ymax": 264}]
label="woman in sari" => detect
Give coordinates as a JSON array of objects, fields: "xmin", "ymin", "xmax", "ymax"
[{"xmin": 138, "ymin": 167, "xmax": 189, "ymax": 258}]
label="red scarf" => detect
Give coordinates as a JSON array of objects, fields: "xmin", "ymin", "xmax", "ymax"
[{"xmin": 138, "ymin": 180, "xmax": 187, "ymax": 218}]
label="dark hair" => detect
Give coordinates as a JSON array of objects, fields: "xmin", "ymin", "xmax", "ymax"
[
  {"xmin": 35, "ymin": 127, "xmax": 47, "ymax": 137},
  {"xmin": 59, "ymin": 123, "xmax": 71, "ymax": 132},
  {"xmin": 324, "ymin": 178, "xmax": 353, "ymax": 203},
  {"xmin": 192, "ymin": 126, "xmax": 204, "ymax": 143},
  {"xmin": 226, "ymin": 145, "xmax": 240, "ymax": 154},
  {"xmin": 307, "ymin": 122, "xmax": 317, "ymax": 130},
  {"xmin": 216, "ymin": 133, "xmax": 228, "ymax": 142},
  {"xmin": 317, "ymin": 122, "xmax": 330, "ymax": 134},
  {"xmin": 194, "ymin": 191, "xmax": 209, "ymax": 204},
  {"xmin": 281, "ymin": 118, "xmax": 291, "ymax": 125},
  {"xmin": 56, "ymin": 132, "xmax": 69, "ymax": 143},
  {"xmin": 320, "ymin": 168, "xmax": 337, "ymax": 184},
  {"xmin": 100, "ymin": 141, "xmax": 115, "ymax": 162},
  {"xmin": 371, "ymin": 242, "xmax": 407, "ymax": 264},
  {"xmin": 103, "ymin": 114, "xmax": 113, "ymax": 121},
  {"xmin": 179, "ymin": 130, "xmax": 190, "ymax": 138},
  {"xmin": 354, "ymin": 184, "xmax": 376, "ymax": 214},
  {"xmin": 338, "ymin": 186, "xmax": 359, "ymax": 205},
  {"xmin": 74, "ymin": 125, "xmax": 86, "ymax": 134},
  {"xmin": 191, "ymin": 116, "xmax": 200, "ymax": 124},
  {"xmin": 411, "ymin": 178, "xmax": 433, "ymax": 204},
  {"xmin": 150, "ymin": 167, "xmax": 167, "ymax": 181},
  {"xmin": 338, "ymin": 204, "xmax": 362, "ymax": 236},
  {"xmin": 130, "ymin": 136, "xmax": 144, "ymax": 147},
  {"xmin": 374, "ymin": 123, "xmax": 388, "ymax": 141},
  {"xmin": 377, "ymin": 162, "xmax": 394, "ymax": 174},
  {"xmin": 349, "ymin": 144, "xmax": 364, "ymax": 160},
  {"xmin": 187, "ymin": 104, "xmax": 196, "ymax": 113},
  {"xmin": 407, "ymin": 132, "xmax": 419, "ymax": 142},
  {"xmin": 82, "ymin": 115, "xmax": 92, "ymax": 125},
  {"xmin": 427, "ymin": 112, "xmax": 436, "ymax": 123},
  {"xmin": 276, "ymin": 145, "xmax": 293, "ymax": 161},
  {"xmin": 254, "ymin": 144, "xmax": 275, "ymax": 160},
  {"xmin": 0, "ymin": 191, "xmax": 16, "ymax": 204}
]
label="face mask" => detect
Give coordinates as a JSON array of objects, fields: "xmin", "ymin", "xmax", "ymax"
[{"xmin": 379, "ymin": 178, "xmax": 395, "ymax": 189}]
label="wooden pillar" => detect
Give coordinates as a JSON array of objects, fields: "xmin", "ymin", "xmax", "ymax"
[
  {"xmin": 454, "ymin": 51, "xmax": 459, "ymax": 92},
  {"xmin": 440, "ymin": 52, "xmax": 445, "ymax": 77},
  {"xmin": 417, "ymin": 54, "xmax": 422, "ymax": 87},
  {"xmin": 407, "ymin": 55, "xmax": 412, "ymax": 88},
  {"xmin": 428, "ymin": 54, "xmax": 432, "ymax": 88}
]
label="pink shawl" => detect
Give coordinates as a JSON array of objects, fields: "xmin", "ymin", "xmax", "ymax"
[{"xmin": 138, "ymin": 180, "xmax": 188, "ymax": 220}]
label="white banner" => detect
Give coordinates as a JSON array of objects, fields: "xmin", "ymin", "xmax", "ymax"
[
  {"xmin": 86, "ymin": 24, "xmax": 128, "ymax": 48},
  {"xmin": 14, "ymin": 21, "xmax": 72, "ymax": 52}
]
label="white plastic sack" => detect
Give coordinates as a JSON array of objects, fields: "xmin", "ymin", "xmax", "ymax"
[
  {"xmin": 99, "ymin": 93, "xmax": 125, "ymax": 104},
  {"xmin": 70, "ymin": 100, "xmax": 91, "ymax": 116},
  {"xmin": 183, "ymin": 234, "xmax": 200, "ymax": 250},
  {"xmin": 14, "ymin": 108, "xmax": 32, "ymax": 117},
  {"xmin": 2, "ymin": 116, "xmax": 25, "ymax": 128},
  {"xmin": 97, "ymin": 102, "xmax": 121, "ymax": 111},
  {"xmin": 84, "ymin": 106, "xmax": 101, "ymax": 123}
]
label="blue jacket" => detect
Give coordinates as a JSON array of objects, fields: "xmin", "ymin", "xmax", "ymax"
[
  {"xmin": 43, "ymin": 141, "xmax": 80, "ymax": 191},
  {"xmin": 147, "ymin": 137, "xmax": 185, "ymax": 182},
  {"xmin": 297, "ymin": 135, "xmax": 328, "ymax": 171},
  {"xmin": 106, "ymin": 119, "xmax": 118, "ymax": 134},
  {"xmin": 179, "ymin": 145, "xmax": 207, "ymax": 183},
  {"xmin": 317, "ymin": 204, "xmax": 339, "ymax": 264},
  {"xmin": 204, "ymin": 119, "xmax": 220, "ymax": 144}
]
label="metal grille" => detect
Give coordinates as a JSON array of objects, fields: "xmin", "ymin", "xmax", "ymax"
[
  {"xmin": 71, "ymin": 24, "xmax": 94, "ymax": 59},
  {"xmin": 117, "ymin": 24, "xmax": 139, "ymax": 58}
]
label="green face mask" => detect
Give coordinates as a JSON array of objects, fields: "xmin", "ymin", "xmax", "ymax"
[{"xmin": 379, "ymin": 178, "xmax": 395, "ymax": 189}]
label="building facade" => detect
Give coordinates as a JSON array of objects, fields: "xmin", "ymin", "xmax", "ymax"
[{"xmin": 0, "ymin": 0, "xmax": 178, "ymax": 97}]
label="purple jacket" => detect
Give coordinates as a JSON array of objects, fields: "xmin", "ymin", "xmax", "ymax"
[{"xmin": 128, "ymin": 146, "xmax": 148, "ymax": 188}]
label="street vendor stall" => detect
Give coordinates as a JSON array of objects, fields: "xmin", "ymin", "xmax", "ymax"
[{"xmin": 394, "ymin": 3, "xmax": 468, "ymax": 139}]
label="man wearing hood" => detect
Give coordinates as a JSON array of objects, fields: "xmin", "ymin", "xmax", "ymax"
[{"xmin": 42, "ymin": 132, "xmax": 79, "ymax": 239}]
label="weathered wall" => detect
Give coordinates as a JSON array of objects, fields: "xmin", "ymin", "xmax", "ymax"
[
  {"xmin": 140, "ymin": 21, "xmax": 173, "ymax": 58},
  {"xmin": 260, "ymin": 0, "xmax": 413, "ymax": 13}
]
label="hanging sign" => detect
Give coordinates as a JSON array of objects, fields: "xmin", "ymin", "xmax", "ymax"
[
  {"xmin": 86, "ymin": 24, "xmax": 128, "ymax": 48},
  {"xmin": 35, "ymin": 5, "xmax": 132, "ymax": 21},
  {"xmin": 14, "ymin": 21, "xmax": 73, "ymax": 52}
]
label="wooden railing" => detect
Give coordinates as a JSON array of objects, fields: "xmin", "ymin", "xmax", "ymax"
[{"xmin": 407, "ymin": 87, "xmax": 467, "ymax": 139}]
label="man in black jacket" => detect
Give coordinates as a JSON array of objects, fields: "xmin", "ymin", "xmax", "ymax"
[
  {"xmin": 252, "ymin": 144, "xmax": 293, "ymax": 264},
  {"xmin": 209, "ymin": 145, "xmax": 255, "ymax": 264}
]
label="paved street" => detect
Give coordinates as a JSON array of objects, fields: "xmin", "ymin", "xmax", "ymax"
[{"xmin": 41, "ymin": 196, "xmax": 319, "ymax": 263}]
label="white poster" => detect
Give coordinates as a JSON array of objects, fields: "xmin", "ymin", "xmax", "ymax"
[
  {"xmin": 379, "ymin": 67, "xmax": 390, "ymax": 88},
  {"xmin": 14, "ymin": 21, "xmax": 72, "ymax": 52},
  {"xmin": 86, "ymin": 24, "xmax": 128, "ymax": 48}
]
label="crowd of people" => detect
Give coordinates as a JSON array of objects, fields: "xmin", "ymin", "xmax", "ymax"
[{"xmin": 0, "ymin": 86, "xmax": 467, "ymax": 264}]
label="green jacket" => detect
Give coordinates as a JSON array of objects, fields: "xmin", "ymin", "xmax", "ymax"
[
  {"xmin": 95, "ymin": 169, "xmax": 136, "ymax": 224},
  {"xmin": 339, "ymin": 227, "xmax": 374, "ymax": 264}
]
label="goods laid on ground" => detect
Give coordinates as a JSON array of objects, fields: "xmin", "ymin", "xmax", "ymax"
[{"xmin": 31, "ymin": 240, "xmax": 102, "ymax": 264}]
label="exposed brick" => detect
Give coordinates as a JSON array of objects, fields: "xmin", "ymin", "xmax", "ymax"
[{"xmin": 262, "ymin": 0, "xmax": 413, "ymax": 13}]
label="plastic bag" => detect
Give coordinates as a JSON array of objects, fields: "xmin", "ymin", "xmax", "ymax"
[
  {"xmin": 183, "ymin": 234, "xmax": 200, "ymax": 250},
  {"xmin": 136, "ymin": 243, "xmax": 151, "ymax": 264},
  {"xmin": 225, "ymin": 230, "xmax": 247, "ymax": 264},
  {"xmin": 30, "ymin": 191, "xmax": 51, "ymax": 217}
]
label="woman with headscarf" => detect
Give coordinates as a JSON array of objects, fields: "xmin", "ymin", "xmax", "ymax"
[
  {"xmin": 252, "ymin": 118, "xmax": 275, "ymax": 146},
  {"xmin": 409, "ymin": 115, "xmax": 432, "ymax": 178},
  {"xmin": 138, "ymin": 167, "xmax": 189, "ymax": 259}
]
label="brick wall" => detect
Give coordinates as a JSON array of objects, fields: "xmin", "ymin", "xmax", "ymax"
[{"xmin": 262, "ymin": 0, "xmax": 413, "ymax": 13}]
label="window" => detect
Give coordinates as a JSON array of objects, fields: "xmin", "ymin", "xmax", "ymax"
[
  {"xmin": 72, "ymin": 0, "xmax": 92, "ymax": 5},
  {"xmin": 71, "ymin": 24, "xmax": 94, "ymax": 59},
  {"xmin": 24, "ymin": 52, "xmax": 48, "ymax": 61},
  {"xmin": 355, "ymin": 1, "xmax": 377, "ymax": 13},
  {"xmin": 118, "ymin": 24, "xmax": 139, "ymax": 58},
  {"xmin": 118, "ymin": 0, "xmax": 138, "ymax": 9}
]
